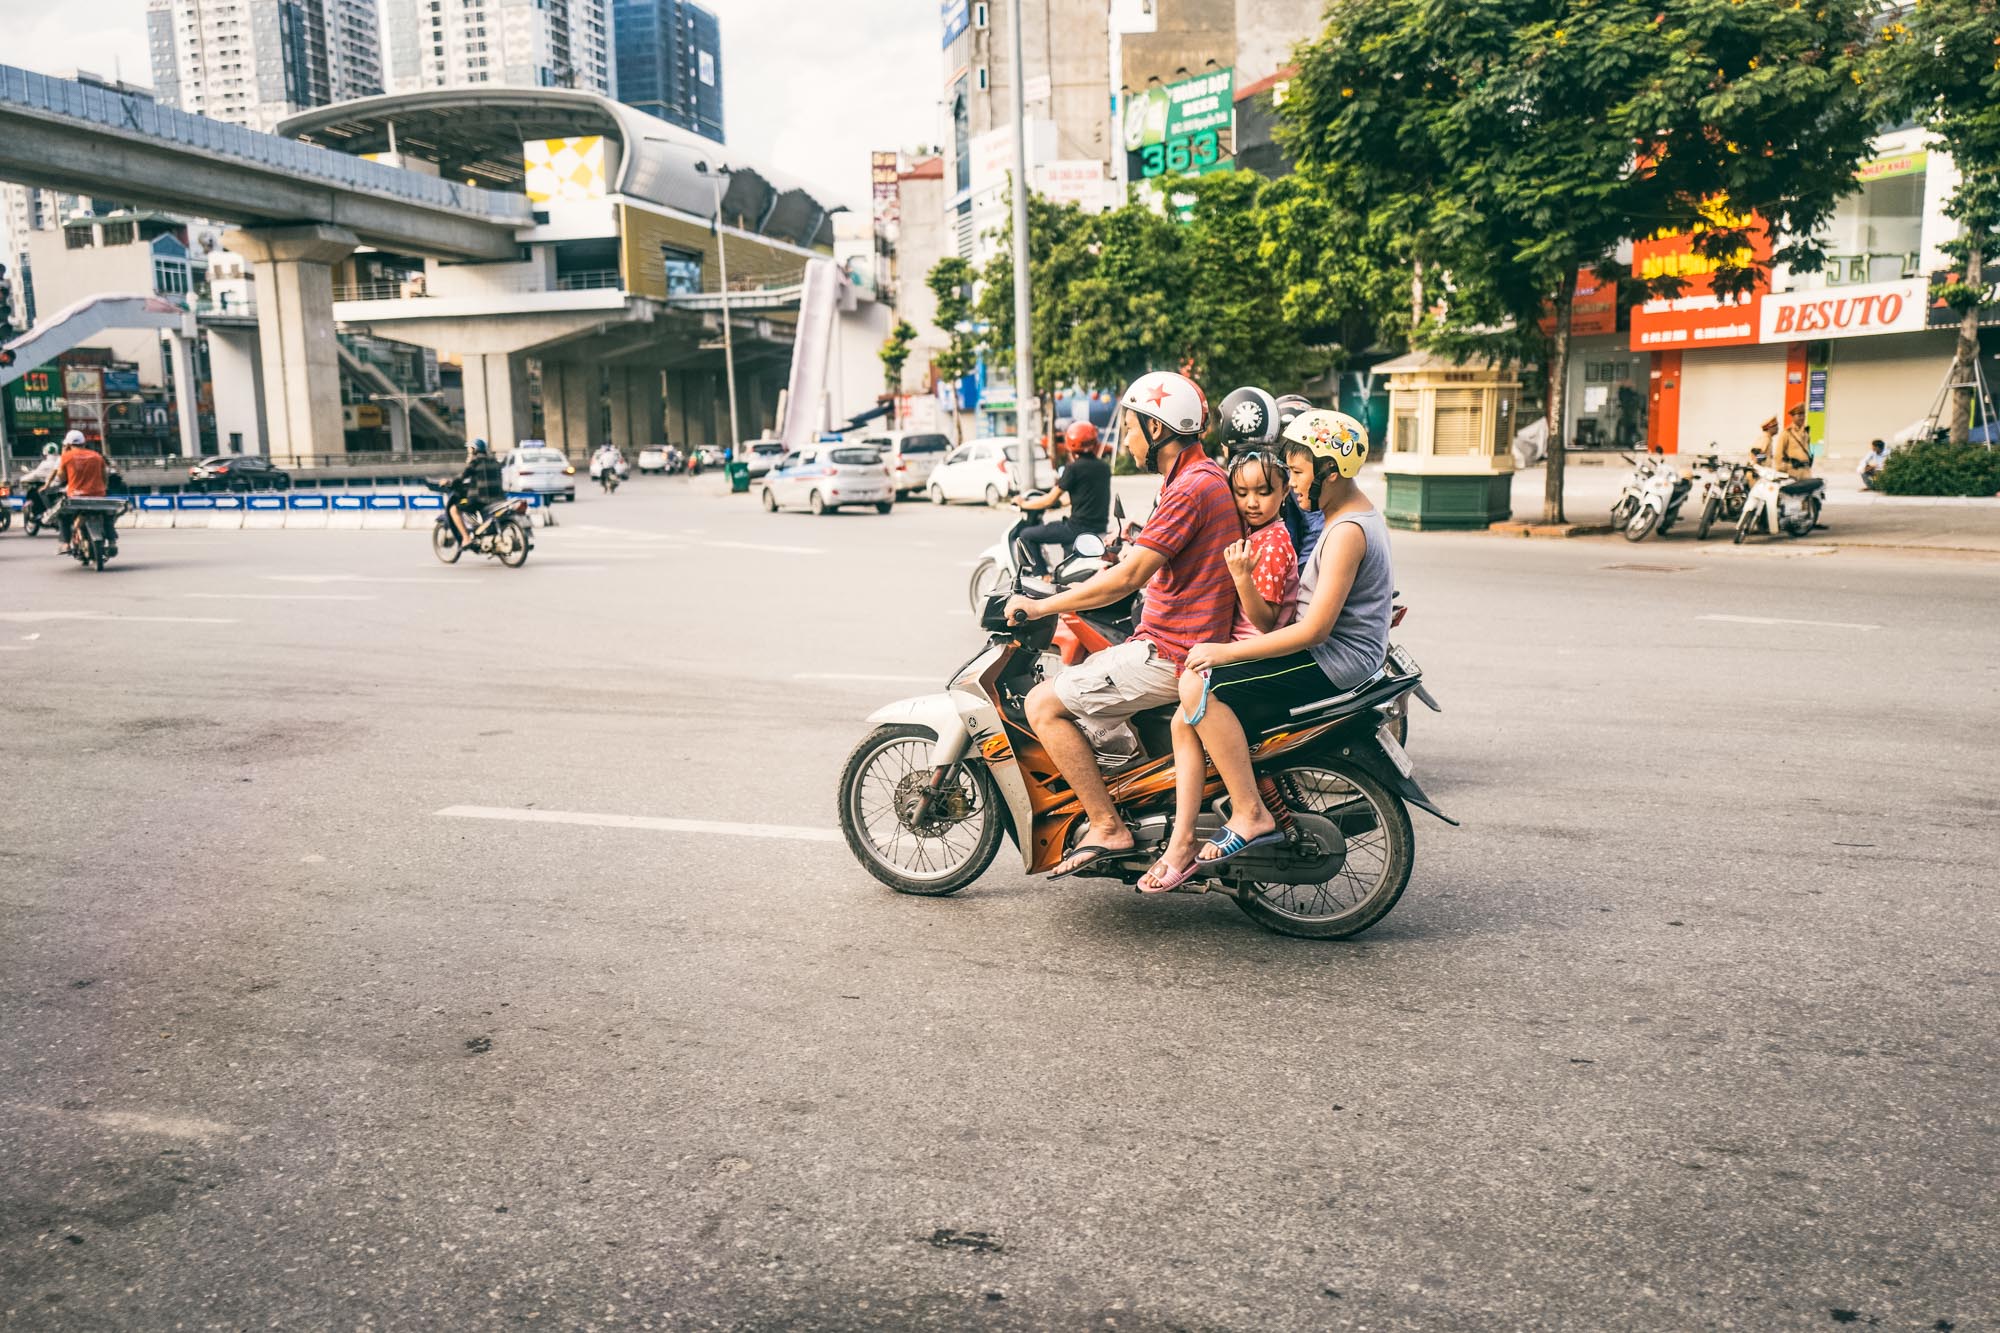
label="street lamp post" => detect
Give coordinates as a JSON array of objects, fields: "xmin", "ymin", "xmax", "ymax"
[
  {"xmin": 697, "ymin": 161, "xmax": 743, "ymax": 458},
  {"xmin": 1008, "ymin": 0, "xmax": 1038, "ymax": 490}
]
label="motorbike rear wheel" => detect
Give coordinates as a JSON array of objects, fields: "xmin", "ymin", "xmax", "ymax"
[
  {"xmin": 1624, "ymin": 505, "xmax": 1659, "ymax": 542},
  {"xmin": 1232, "ymin": 763, "xmax": 1414, "ymax": 940},
  {"xmin": 496, "ymin": 517, "xmax": 531, "ymax": 568},
  {"xmin": 1696, "ymin": 494, "xmax": 1720, "ymax": 540},
  {"xmin": 840, "ymin": 724, "xmax": 1004, "ymax": 896}
]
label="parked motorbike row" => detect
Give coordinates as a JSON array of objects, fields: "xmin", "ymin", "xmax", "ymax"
[
  {"xmin": 1612, "ymin": 451, "xmax": 1826, "ymax": 545},
  {"xmin": 0, "ymin": 476, "xmax": 131, "ymax": 570},
  {"xmin": 839, "ymin": 492, "xmax": 1446, "ymax": 940}
]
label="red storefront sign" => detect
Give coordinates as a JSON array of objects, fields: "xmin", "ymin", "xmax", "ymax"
[
  {"xmin": 1539, "ymin": 267, "xmax": 1618, "ymax": 338},
  {"xmin": 1628, "ymin": 218, "xmax": 1771, "ymax": 351}
]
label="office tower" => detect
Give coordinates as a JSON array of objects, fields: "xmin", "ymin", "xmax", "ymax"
[
  {"xmin": 612, "ymin": 0, "xmax": 724, "ymax": 142},
  {"xmin": 145, "ymin": 0, "xmax": 384, "ymax": 132},
  {"xmin": 385, "ymin": 0, "xmax": 612, "ymax": 96}
]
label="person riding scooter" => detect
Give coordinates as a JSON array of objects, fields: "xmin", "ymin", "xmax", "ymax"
[
  {"xmin": 50, "ymin": 430, "xmax": 114, "ymax": 556},
  {"xmin": 1003, "ymin": 370, "xmax": 1239, "ymax": 879},
  {"xmin": 448, "ymin": 439, "xmax": 505, "ymax": 545},
  {"xmin": 1008, "ymin": 420, "xmax": 1111, "ymax": 574}
]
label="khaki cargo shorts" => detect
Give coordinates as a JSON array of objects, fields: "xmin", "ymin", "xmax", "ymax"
[{"xmin": 1050, "ymin": 638, "xmax": 1180, "ymax": 722}]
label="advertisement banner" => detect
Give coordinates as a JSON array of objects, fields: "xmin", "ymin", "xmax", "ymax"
[
  {"xmin": 940, "ymin": 0, "xmax": 970, "ymax": 47},
  {"xmin": 1858, "ymin": 149, "xmax": 1927, "ymax": 183},
  {"xmin": 1759, "ymin": 276, "xmax": 1929, "ymax": 342},
  {"xmin": 1539, "ymin": 267, "xmax": 1618, "ymax": 339},
  {"xmin": 4, "ymin": 366, "xmax": 65, "ymax": 435},
  {"xmin": 1628, "ymin": 217, "xmax": 1771, "ymax": 351},
  {"xmin": 1124, "ymin": 68, "xmax": 1233, "ymax": 182},
  {"xmin": 1036, "ymin": 159, "xmax": 1109, "ymax": 212},
  {"xmin": 871, "ymin": 151, "xmax": 901, "ymax": 236},
  {"xmin": 523, "ymin": 136, "xmax": 606, "ymax": 205}
]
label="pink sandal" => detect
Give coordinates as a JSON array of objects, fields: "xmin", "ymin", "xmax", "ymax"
[{"xmin": 1138, "ymin": 854, "xmax": 1201, "ymax": 895}]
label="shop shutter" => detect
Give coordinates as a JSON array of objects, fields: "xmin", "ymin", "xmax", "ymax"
[{"xmin": 1433, "ymin": 389, "xmax": 1482, "ymax": 456}]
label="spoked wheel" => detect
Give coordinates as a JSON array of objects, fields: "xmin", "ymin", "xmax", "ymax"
[
  {"xmin": 431, "ymin": 521, "xmax": 464, "ymax": 564},
  {"xmin": 839, "ymin": 724, "xmax": 1004, "ymax": 896},
  {"xmin": 1695, "ymin": 494, "xmax": 1720, "ymax": 540},
  {"xmin": 496, "ymin": 518, "xmax": 531, "ymax": 567},
  {"xmin": 967, "ymin": 557, "xmax": 1004, "ymax": 615},
  {"xmin": 1231, "ymin": 763, "xmax": 1414, "ymax": 940}
]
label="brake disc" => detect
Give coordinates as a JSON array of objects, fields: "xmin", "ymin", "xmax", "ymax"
[{"xmin": 894, "ymin": 770, "xmax": 971, "ymax": 837}]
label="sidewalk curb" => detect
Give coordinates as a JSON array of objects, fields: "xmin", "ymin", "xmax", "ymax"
[{"xmin": 1489, "ymin": 522, "xmax": 1613, "ymax": 539}]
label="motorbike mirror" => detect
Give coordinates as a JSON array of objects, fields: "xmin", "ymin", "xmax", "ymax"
[{"xmin": 1072, "ymin": 533, "xmax": 1105, "ymax": 558}]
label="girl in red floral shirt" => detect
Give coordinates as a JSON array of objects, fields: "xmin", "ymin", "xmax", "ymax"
[{"xmin": 1224, "ymin": 451, "xmax": 1298, "ymax": 638}]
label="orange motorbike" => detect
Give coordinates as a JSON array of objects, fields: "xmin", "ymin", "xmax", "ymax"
[{"xmin": 837, "ymin": 591, "xmax": 1454, "ymax": 939}]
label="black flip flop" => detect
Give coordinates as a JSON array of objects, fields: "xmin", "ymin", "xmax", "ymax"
[{"xmin": 1050, "ymin": 844, "xmax": 1127, "ymax": 879}]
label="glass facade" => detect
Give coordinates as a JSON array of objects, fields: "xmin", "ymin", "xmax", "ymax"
[{"xmin": 613, "ymin": 0, "xmax": 724, "ymax": 143}]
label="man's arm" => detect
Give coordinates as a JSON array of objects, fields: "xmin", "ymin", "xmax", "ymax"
[
  {"xmin": 1019, "ymin": 484, "xmax": 1068, "ymax": 512},
  {"xmin": 1007, "ymin": 545, "xmax": 1164, "ymax": 620}
]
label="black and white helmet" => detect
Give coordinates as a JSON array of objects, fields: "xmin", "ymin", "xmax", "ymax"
[{"xmin": 1216, "ymin": 386, "xmax": 1279, "ymax": 454}]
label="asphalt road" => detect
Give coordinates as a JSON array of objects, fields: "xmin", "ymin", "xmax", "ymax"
[{"xmin": 2, "ymin": 477, "xmax": 1995, "ymax": 1332}]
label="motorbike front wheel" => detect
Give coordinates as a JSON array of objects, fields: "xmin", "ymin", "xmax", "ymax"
[
  {"xmin": 1733, "ymin": 506, "xmax": 1756, "ymax": 545},
  {"xmin": 1696, "ymin": 494, "xmax": 1720, "ymax": 540},
  {"xmin": 431, "ymin": 521, "xmax": 463, "ymax": 564},
  {"xmin": 839, "ymin": 724, "xmax": 1005, "ymax": 896},
  {"xmin": 496, "ymin": 517, "xmax": 531, "ymax": 568},
  {"xmin": 1624, "ymin": 505, "xmax": 1660, "ymax": 542},
  {"xmin": 967, "ymin": 557, "xmax": 1004, "ymax": 615},
  {"xmin": 1232, "ymin": 762, "xmax": 1415, "ymax": 940},
  {"xmin": 23, "ymin": 510, "xmax": 41, "ymax": 537}
]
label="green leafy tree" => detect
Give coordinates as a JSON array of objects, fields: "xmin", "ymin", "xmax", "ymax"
[
  {"xmin": 1254, "ymin": 164, "xmax": 1414, "ymax": 360},
  {"xmin": 1877, "ymin": 0, "xmax": 2000, "ymax": 444},
  {"xmin": 878, "ymin": 319, "xmax": 917, "ymax": 429},
  {"xmin": 1287, "ymin": 0, "xmax": 1878, "ymax": 522},
  {"xmin": 976, "ymin": 193, "xmax": 1095, "ymax": 432},
  {"xmin": 1172, "ymin": 170, "xmax": 1330, "ymax": 394},
  {"xmin": 926, "ymin": 257, "xmax": 979, "ymax": 441}
]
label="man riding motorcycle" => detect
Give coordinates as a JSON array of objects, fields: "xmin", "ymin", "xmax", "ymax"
[
  {"xmin": 1003, "ymin": 371, "xmax": 1239, "ymax": 879},
  {"xmin": 50, "ymin": 430, "xmax": 114, "ymax": 556},
  {"xmin": 1007, "ymin": 420, "xmax": 1111, "ymax": 575},
  {"xmin": 448, "ymin": 438, "xmax": 505, "ymax": 544}
]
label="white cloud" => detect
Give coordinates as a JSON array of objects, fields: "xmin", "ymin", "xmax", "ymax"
[{"xmin": 1, "ymin": 0, "xmax": 943, "ymax": 208}]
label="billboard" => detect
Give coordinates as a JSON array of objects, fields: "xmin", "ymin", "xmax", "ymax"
[
  {"xmin": 1628, "ymin": 214, "xmax": 1771, "ymax": 351},
  {"xmin": 1123, "ymin": 67, "xmax": 1234, "ymax": 183},
  {"xmin": 1760, "ymin": 277, "xmax": 1929, "ymax": 342},
  {"xmin": 941, "ymin": 0, "xmax": 970, "ymax": 47},
  {"xmin": 5, "ymin": 366, "xmax": 65, "ymax": 437},
  {"xmin": 524, "ymin": 137, "xmax": 607, "ymax": 205}
]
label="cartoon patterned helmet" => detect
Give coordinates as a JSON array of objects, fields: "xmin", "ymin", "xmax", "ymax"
[{"xmin": 1281, "ymin": 409, "xmax": 1370, "ymax": 479}]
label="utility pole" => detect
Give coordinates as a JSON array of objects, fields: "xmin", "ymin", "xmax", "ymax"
[
  {"xmin": 700, "ymin": 162, "xmax": 743, "ymax": 455},
  {"xmin": 1008, "ymin": 0, "xmax": 1038, "ymax": 489}
]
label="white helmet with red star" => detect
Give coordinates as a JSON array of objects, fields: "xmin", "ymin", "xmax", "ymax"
[{"xmin": 1118, "ymin": 370, "xmax": 1209, "ymax": 438}]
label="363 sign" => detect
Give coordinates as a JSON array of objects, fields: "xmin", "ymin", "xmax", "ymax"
[{"xmin": 1124, "ymin": 68, "xmax": 1233, "ymax": 182}]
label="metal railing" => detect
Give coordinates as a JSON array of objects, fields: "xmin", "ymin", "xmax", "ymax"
[
  {"xmin": 332, "ymin": 280, "xmax": 424, "ymax": 302},
  {"xmin": 0, "ymin": 64, "xmax": 533, "ymax": 225},
  {"xmin": 555, "ymin": 269, "xmax": 622, "ymax": 291}
]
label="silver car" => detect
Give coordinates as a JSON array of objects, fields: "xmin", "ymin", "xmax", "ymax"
[
  {"xmin": 759, "ymin": 445, "xmax": 895, "ymax": 515},
  {"xmin": 861, "ymin": 430, "xmax": 954, "ymax": 499},
  {"xmin": 743, "ymin": 440, "xmax": 788, "ymax": 478}
]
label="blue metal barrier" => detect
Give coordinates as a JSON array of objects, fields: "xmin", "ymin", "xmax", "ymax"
[
  {"xmin": 245, "ymin": 495, "xmax": 285, "ymax": 511},
  {"xmin": 363, "ymin": 494, "xmax": 406, "ymax": 510},
  {"xmin": 286, "ymin": 493, "xmax": 329, "ymax": 510}
]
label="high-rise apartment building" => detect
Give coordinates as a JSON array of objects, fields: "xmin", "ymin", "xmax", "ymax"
[
  {"xmin": 384, "ymin": 0, "xmax": 611, "ymax": 96},
  {"xmin": 145, "ymin": 0, "xmax": 383, "ymax": 132},
  {"xmin": 612, "ymin": 0, "xmax": 724, "ymax": 143}
]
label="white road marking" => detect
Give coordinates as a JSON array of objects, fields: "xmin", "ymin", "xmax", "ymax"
[
  {"xmin": 264, "ymin": 575, "xmax": 469, "ymax": 585},
  {"xmin": 794, "ymin": 672, "xmax": 941, "ymax": 685},
  {"xmin": 1698, "ymin": 614, "xmax": 1881, "ymax": 631},
  {"xmin": 437, "ymin": 804, "xmax": 839, "ymax": 843},
  {"xmin": 708, "ymin": 539, "xmax": 825, "ymax": 556},
  {"xmin": 0, "ymin": 611, "xmax": 237, "ymax": 624},
  {"xmin": 185, "ymin": 593, "xmax": 378, "ymax": 602}
]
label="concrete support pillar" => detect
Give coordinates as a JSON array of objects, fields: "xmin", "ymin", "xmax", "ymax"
[
  {"xmin": 223, "ymin": 224, "xmax": 358, "ymax": 464},
  {"xmin": 385, "ymin": 402, "xmax": 412, "ymax": 456},
  {"xmin": 165, "ymin": 327, "xmax": 202, "ymax": 458},
  {"xmin": 542, "ymin": 360, "xmax": 598, "ymax": 458},
  {"xmin": 205, "ymin": 326, "xmax": 266, "ymax": 454},
  {"xmin": 461, "ymin": 352, "xmax": 529, "ymax": 450},
  {"xmin": 606, "ymin": 367, "xmax": 636, "ymax": 454}
]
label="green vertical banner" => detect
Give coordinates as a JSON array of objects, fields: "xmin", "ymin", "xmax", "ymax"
[
  {"xmin": 1805, "ymin": 344, "xmax": 1830, "ymax": 455},
  {"xmin": 1123, "ymin": 68, "xmax": 1234, "ymax": 184}
]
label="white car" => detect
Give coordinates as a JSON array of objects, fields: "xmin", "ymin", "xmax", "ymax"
[
  {"xmin": 636, "ymin": 446, "xmax": 672, "ymax": 474},
  {"xmin": 760, "ymin": 444, "xmax": 894, "ymax": 515},
  {"xmin": 859, "ymin": 430, "xmax": 954, "ymax": 498},
  {"xmin": 502, "ymin": 444, "xmax": 576, "ymax": 501},
  {"xmin": 743, "ymin": 440, "xmax": 788, "ymax": 479},
  {"xmin": 926, "ymin": 436, "xmax": 1051, "ymax": 506},
  {"xmin": 587, "ymin": 451, "xmax": 631, "ymax": 480}
]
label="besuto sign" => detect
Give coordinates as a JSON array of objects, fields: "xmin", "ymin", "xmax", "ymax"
[{"xmin": 1758, "ymin": 276, "xmax": 1928, "ymax": 342}]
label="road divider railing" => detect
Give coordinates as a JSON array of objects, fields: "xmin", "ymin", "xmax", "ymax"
[{"xmin": 74, "ymin": 488, "xmax": 554, "ymax": 531}]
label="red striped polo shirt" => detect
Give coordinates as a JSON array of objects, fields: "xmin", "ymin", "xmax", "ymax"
[{"xmin": 1131, "ymin": 447, "xmax": 1239, "ymax": 666}]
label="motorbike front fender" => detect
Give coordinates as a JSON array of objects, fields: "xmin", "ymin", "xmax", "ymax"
[{"xmin": 866, "ymin": 693, "xmax": 975, "ymax": 768}]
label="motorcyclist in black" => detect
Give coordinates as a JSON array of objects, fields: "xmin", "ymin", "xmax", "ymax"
[
  {"xmin": 449, "ymin": 438, "xmax": 505, "ymax": 544},
  {"xmin": 1008, "ymin": 420, "xmax": 1111, "ymax": 574}
]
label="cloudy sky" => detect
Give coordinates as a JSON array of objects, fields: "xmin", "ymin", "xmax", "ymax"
[{"xmin": 0, "ymin": 0, "xmax": 941, "ymax": 205}]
